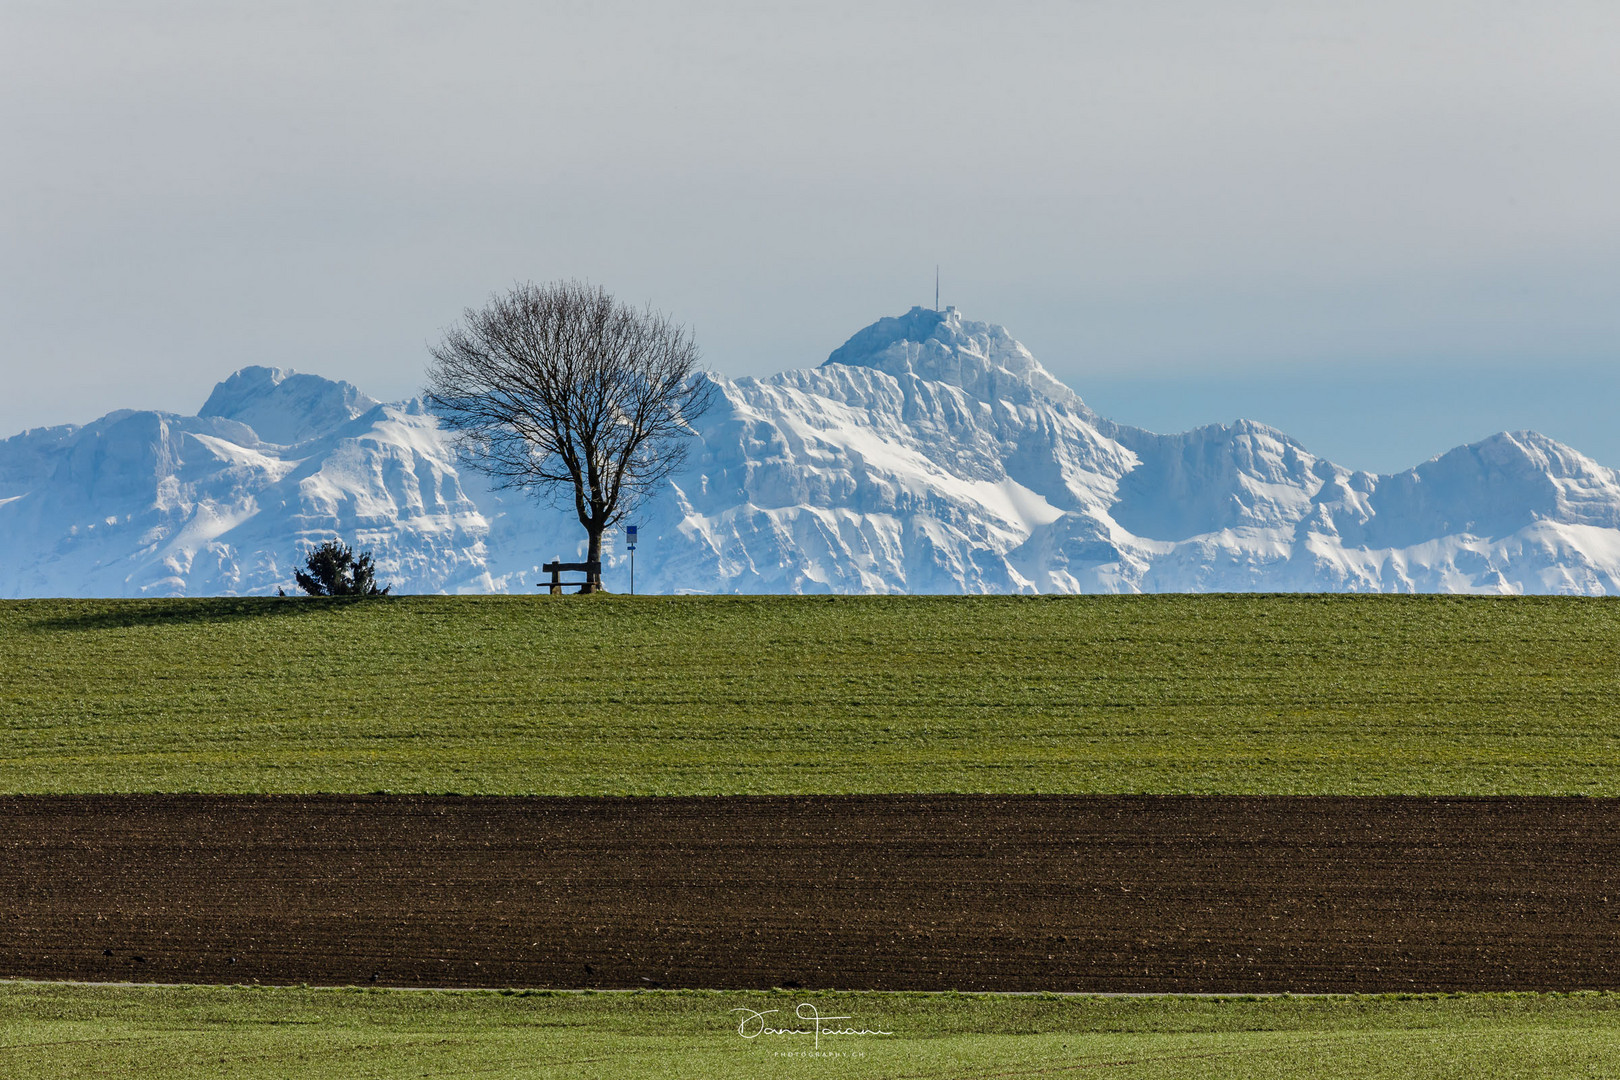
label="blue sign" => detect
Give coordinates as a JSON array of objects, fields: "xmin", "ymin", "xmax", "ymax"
[{"xmin": 626, "ymin": 525, "xmax": 638, "ymax": 551}]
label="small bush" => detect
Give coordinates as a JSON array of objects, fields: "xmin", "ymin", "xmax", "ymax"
[{"xmin": 294, "ymin": 540, "xmax": 391, "ymax": 597}]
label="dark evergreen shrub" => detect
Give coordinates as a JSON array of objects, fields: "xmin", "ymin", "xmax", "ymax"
[{"xmin": 294, "ymin": 539, "xmax": 391, "ymax": 597}]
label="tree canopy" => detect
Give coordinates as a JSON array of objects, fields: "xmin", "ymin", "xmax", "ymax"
[{"xmin": 424, "ymin": 280, "xmax": 714, "ymax": 590}]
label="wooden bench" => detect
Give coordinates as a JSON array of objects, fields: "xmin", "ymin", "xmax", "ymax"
[{"xmin": 539, "ymin": 560, "xmax": 602, "ymax": 595}]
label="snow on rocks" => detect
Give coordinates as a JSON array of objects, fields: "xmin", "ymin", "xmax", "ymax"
[{"xmin": 6, "ymin": 309, "xmax": 1620, "ymax": 596}]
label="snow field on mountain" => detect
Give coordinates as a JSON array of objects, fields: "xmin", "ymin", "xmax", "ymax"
[{"xmin": 6, "ymin": 307, "xmax": 1620, "ymax": 596}]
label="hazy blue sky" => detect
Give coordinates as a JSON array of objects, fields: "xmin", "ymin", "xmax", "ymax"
[{"xmin": 6, "ymin": 1, "xmax": 1620, "ymax": 474}]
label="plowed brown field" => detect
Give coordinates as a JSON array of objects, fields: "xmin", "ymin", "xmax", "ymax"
[{"xmin": 4, "ymin": 795, "xmax": 1618, "ymax": 993}]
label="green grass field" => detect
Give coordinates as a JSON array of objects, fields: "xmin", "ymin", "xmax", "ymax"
[
  {"xmin": 7, "ymin": 594, "xmax": 1620, "ymax": 1077},
  {"xmin": 3, "ymin": 983, "xmax": 1619, "ymax": 1079},
  {"xmin": 4, "ymin": 593, "xmax": 1619, "ymax": 795}
]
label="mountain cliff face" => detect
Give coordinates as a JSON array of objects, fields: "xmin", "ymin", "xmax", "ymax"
[{"xmin": 6, "ymin": 310, "xmax": 1620, "ymax": 596}]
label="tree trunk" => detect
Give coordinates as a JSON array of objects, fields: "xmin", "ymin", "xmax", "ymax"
[{"xmin": 585, "ymin": 526, "xmax": 603, "ymax": 593}]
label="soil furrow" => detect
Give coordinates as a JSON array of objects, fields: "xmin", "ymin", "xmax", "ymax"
[{"xmin": 3, "ymin": 795, "xmax": 1617, "ymax": 992}]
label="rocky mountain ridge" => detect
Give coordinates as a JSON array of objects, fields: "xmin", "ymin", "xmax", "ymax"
[{"xmin": 4, "ymin": 307, "xmax": 1618, "ymax": 596}]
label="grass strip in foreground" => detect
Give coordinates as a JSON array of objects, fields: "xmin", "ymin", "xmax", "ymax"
[
  {"xmin": 3, "ymin": 984, "xmax": 1620, "ymax": 1079},
  {"xmin": 6, "ymin": 594, "xmax": 1620, "ymax": 795}
]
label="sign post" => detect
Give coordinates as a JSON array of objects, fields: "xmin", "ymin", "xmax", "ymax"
[{"xmin": 626, "ymin": 525, "xmax": 638, "ymax": 596}]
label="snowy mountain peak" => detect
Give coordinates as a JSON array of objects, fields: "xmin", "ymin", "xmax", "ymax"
[
  {"xmin": 821, "ymin": 306, "xmax": 1081, "ymax": 409},
  {"xmin": 199, "ymin": 366, "xmax": 379, "ymax": 446},
  {"xmin": 9, "ymin": 309, "xmax": 1620, "ymax": 597}
]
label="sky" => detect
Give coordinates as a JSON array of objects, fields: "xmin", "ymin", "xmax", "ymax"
[{"xmin": 5, "ymin": 0, "xmax": 1620, "ymax": 475}]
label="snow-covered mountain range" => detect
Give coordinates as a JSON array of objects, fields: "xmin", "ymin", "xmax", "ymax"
[{"xmin": 6, "ymin": 306, "xmax": 1620, "ymax": 597}]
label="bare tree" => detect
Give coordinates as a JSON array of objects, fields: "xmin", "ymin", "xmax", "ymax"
[{"xmin": 424, "ymin": 280, "xmax": 714, "ymax": 591}]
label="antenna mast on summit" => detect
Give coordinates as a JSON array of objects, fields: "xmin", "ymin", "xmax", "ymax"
[{"xmin": 935, "ymin": 265, "xmax": 940, "ymax": 311}]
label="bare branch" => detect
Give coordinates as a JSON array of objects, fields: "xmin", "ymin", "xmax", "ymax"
[{"xmin": 423, "ymin": 280, "xmax": 715, "ymax": 588}]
